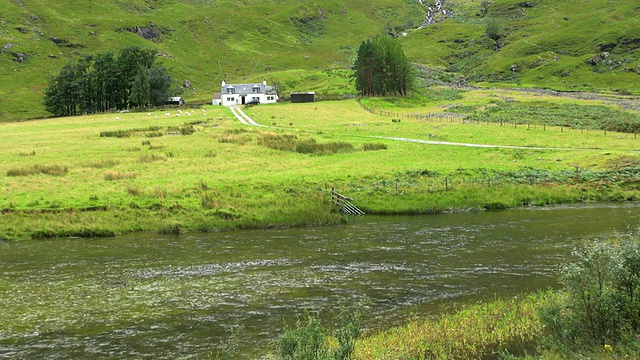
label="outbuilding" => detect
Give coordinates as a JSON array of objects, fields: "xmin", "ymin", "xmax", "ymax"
[
  {"xmin": 290, "ymin": 92, "xmax": 315, "ymax": 103},
  {"xmin": 167, "ymin": 97, "xmax": 185, "ymax": 106}
]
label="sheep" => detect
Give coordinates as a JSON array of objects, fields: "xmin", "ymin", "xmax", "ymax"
[
  {"xmin": 177, "ymin": 109, "xmax": 182, "ymax": 114},
  {"xmin": 176, "ymin": 113, "xmax": 181, "ymax": 117},
  {"xmin": 115, "ymin": 116, "xmax": 120, "ymax": 120},
  {"xmin": 165, "ymin": 113, "xmax": 171, "ymax": 116},
  {"xmin": 147, "ymin": 112, "xmax": 152, "ymax": 116}
]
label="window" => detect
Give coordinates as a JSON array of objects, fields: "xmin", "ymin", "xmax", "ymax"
[
  {"xmin": 267, "ymin": 96, "xmax": 274, "ymax": 101},
  {"xmin": 226, "ymin": 97, "xmax": 234, "ymax": 101},
  {"xmin": 252, "ymin": 86, "xmax": 260, "ymax": 93},
  {"xmin": 227, "ymin": 87, "xmax": 235, "ymax": 94}
]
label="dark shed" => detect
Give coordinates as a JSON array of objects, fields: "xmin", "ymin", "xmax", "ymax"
[{"xmin": 290, "ymin": 92, "xmax": 315, "ymax": 103}]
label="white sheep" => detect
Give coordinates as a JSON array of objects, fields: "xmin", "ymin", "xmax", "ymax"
[
  {"xmin": 176, "ymin": 113, "xmax": 181, "ymax": 117},
  {"xmin": 147, "ymin": 112, "xmax": 151, "ymax": 116},
  {"xmin": 115, "ymin": 116, "xmax": 120, "ymax": 120},
  {"xmin": 165, "ymin": 113, "xmax": 171, "ymax": 116},
  {"xmin": 178, "ymin": 109, "xmax": 182, "ymax": 114}
]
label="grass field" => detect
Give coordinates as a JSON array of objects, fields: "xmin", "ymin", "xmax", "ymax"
[{"xmin": 2, "ymin": 88, "xmax": 640, "ymax": 240}]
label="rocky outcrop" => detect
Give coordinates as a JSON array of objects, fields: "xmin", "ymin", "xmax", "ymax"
[
  {"xmin": 119, "ymin": 22, "xmax": 171, "ymax": 42},
  {"xmin": 11, "ymin": 52, "xmax": 29, "ymax": 63},
  {"xmin": 416, "ymin": 0, "xmax": 453, "ymax": 28}
]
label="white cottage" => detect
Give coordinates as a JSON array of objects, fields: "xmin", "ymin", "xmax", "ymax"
[{"xmin": 217, "ymin": 80, "xmax": 279, "ymax": 106}]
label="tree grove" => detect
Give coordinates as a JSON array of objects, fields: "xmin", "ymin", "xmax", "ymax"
[
  {"xmin": 352, "ymin": 36, "xmax": 413, "ymax": 97},
  {"xmin": 43, "ymin": 47, "xmax": 176, "ymax": 117}
]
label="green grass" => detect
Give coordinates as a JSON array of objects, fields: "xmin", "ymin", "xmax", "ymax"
[
  {"xmin": 2, "ymin": 90, "xmax": 640, "ymax": 240},
  {"xmin": 3, "ymin": 0, "xmax": 640, "ymax": 123},
  {"xmin": 354, "ymin": 292, "xmax": 556, "ymax": 359}
]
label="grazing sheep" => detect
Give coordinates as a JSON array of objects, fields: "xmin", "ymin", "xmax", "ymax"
[
  {"xmin": 178, "ymin": 109, "xmax": 182, "ymax": 114},
  {"xmin": 154, "ymin": 115, "xmax": 158, "ymax": 119},
  {"xmin": 165, "ymin": 113, "xmax": 171, "ymax": 116},
  {"xmin": 176, "ymin": 113, "xmax": 181, "ymax": 117},
  {"xmin": 147, "ymin": 112, "xmax": 151, "ymax": 116},
  {"xmin": 115, "ymin": 116, "xmax": 120, "ymax": 120}
]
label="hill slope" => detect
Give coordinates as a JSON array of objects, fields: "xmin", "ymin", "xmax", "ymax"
[
  {"xmin": 404, "ymin": 0, "xmax": 640, "ymax": 92},
  {"xmin": 0, "ymin": 0, "xmax": 426, "ymax": 120},
  {"xmin": 1, "ymin": 0, "xmax": 639, "ymax": 122}
]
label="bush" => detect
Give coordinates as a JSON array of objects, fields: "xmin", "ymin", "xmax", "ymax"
[
  {"xmin": 540, "ymin": 238, "xmax": 640, "ymax": 352},
  {"xmin": 279, "ymin": 306, "xmax": 362, "ymax": 360}
]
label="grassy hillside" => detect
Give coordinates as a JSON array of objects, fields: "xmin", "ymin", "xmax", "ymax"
[
  {"xmin": 404, "ymin": 0, "xmax": 640, "ymax": 92},
  {"xmin": 2, "ymin": 0, "xmax": 640, "ymax": 122},
  {"xmin": 0, "ymin": 0, "xmax": 425, "ymax": 121}
]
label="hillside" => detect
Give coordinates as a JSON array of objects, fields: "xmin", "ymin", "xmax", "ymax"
[
  {"xmin": 0, "ymin": 0, "xmax": 426, "ymax": 121},
  {"xmin": 1, "ymin": 0, "xmax": 639, "ymax": 122},
  {"xmin": 403, "ymin": 0, "xmax": 640, "ymax": 92}
]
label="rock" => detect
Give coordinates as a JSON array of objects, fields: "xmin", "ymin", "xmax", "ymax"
[
  {"xmin": 184, "ymin": 80, "xmax": 192, "ymax": 89},
  {"xmin": 510, "ymin": 64, "xmax": 519, "ymax": 72},
  {"xmin": 1, "ymin": 43, "xmax": 14, "ymax": 54},
  {"xmin": 10, "ymin": 52, "xmax": 29, "ymax": 63},
  {"xmin": 15, "ymin": 27, "xmax": 27, "ymax": 33}
]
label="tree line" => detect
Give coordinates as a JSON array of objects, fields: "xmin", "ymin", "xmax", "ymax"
[
  {"xmin": 44, "ymin": 47, "xmax": 177, "ymax": 117},
  {"xmin": 352, "ymin": 35, "xmax": 413, "ymax": 97}
]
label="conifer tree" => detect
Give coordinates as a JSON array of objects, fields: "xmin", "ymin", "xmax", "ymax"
[
  {"xmin": 43, "ymin": 47, "xmax": 176, "ymax": 117},
  {"xmin": 353, "ymin": 36, "xmax": 413, "ymax": 97}
]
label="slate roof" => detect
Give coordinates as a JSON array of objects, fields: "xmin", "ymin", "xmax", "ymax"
[{"xmin": 222, "ymin": 83, "xmax": 275, "ymax": 95}]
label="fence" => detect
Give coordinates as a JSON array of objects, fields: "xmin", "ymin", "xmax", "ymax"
[
  {"xmin": 331, "ymin": 188, "xmax": 365, "ymax": 216},
  {"xmin": 357, "ymin": 101, "xmax": 640, "ymax": 139}
]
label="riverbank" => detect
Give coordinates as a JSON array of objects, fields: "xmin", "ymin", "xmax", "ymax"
[{"xmin": 3, "ymin": 98, "xmax": 640, "ymax": 240}]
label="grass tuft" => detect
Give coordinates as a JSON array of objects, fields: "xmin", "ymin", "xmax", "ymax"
[
  {"xmin": 7, "ymin": 164, "xmax": 68, "ymax": 177},
  {"xmin": 139, "ymin": 154, "xmax": 167, "ymax": 163},
  {"xmin": 104, "ymin": 171, "xmax": 137, "ymax": 181}
]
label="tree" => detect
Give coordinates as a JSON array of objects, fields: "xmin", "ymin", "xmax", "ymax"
[
  {"xmin": 352, "ymin": 36, "xmax": 413, "ymax": 97},
  {"xmin": 43, "ymin": 47, "xmax": 174, "ymax": 116},
  {"xmin": 485, "ymin": 18, "xmax": 505, "ymax": 50}
]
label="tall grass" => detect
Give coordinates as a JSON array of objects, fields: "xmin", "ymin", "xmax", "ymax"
[
  {"xmin": 7, "ymin": 164, "xmax": 69, "ymax": 177},
  {"xmin": 355, "ymin": 292, "xmax": 557, "ymax": 359}
]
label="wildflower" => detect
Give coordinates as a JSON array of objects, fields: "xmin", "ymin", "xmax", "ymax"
[{"xmin": 604, "ymin": 344, "xmax": 612, "ymax": 351}]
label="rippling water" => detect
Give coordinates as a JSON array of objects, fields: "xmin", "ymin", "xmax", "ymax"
[{"xmin": 1, "ymin": 203, "xmax": 639, "ymax": 358}]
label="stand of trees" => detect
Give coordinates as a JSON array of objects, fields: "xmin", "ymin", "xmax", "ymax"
[
  {"xmin": 43, "ymin": 47, "xmax": 177, "ymax": 117},
  {"xmin": 352, "ymin": 36, "xmax": 413, "ymax": 97}
]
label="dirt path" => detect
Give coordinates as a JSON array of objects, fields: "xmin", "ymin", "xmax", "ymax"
[{"xmin": 228, "ymin": 106, "xmax": 598, "ymax": 151}]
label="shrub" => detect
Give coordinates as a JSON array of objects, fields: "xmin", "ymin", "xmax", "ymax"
[
  {"xmin": 279, "ymin": 306, "xmax": 362, "ymax": 360},
  {"xmin": 540, "ymin": 238, "xmax": 640, "ymax": 352}
]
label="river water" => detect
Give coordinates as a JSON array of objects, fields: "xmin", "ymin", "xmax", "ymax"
[{"xmin": 1, "ymin": 203, "xmax": 640, "ymax": 358}]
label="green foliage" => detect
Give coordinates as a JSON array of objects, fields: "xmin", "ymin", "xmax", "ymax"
[
  {"xmin": 43, "ymin": 47, "xmax": 175, "ymax": 116},
  {"xmin": 353, "ymin": 36, "xmax": 413, "ymax": 96},
  {"xmin": 279, "ymin": 306, "xmax": 362, "ymax": 360},
  {"xmin": 356, "ymin": 293, "xmax": 555, "ymax": 359},
  {"xmin": 540, "ymin": 238, "xmax": 640, "ymax": 352},
  {"xmin": 485, "ymin": 18, "xmax": 505, "ymax": 50}
]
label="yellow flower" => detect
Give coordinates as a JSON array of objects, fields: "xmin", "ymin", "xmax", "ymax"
[{"xmin": 604, "ymin": 344, "xmax": 613, "ymax": 351}]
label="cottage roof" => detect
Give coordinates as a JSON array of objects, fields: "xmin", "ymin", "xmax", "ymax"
[{"xmin": 222, "ymin": 82, "xmax": 276, "ymax": 95}]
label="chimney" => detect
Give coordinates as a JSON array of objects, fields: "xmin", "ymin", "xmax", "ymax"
[
  {"xmin": 222, "ymin": 80, "xmax": 226, "ymax": 87},
  {"xmin": 263, "ymin": 79, "xmax": 267, "ymax": 86}
]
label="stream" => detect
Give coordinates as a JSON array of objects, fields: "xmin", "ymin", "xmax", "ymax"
[{"xmin": 1, "ymin": 203, "xmax": 640, "ymax": 358}]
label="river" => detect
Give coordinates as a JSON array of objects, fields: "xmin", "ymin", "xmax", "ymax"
[{"xmin": 1, "ymin": 203, "xmax": 639, "ymax": 358}]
